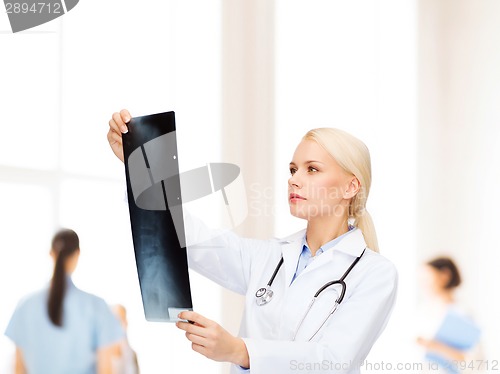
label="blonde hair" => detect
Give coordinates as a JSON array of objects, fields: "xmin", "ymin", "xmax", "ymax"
[{"xmin": 303, "ymin": 128, "xmax": 379, "ymax": 252}]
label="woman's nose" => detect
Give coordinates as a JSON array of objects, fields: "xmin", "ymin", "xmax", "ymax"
[{"xmin": 288, "ymin": 174, "xmax": 301, "ymax": 188}]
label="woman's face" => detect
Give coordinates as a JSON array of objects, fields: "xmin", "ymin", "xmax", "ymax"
[
  {"xmin": 288, "ymin": 139, "xmax": 357, "ymax": 221},
  {"xmin": 420, "ymin": 264, "xmax": 451, "ymax": 295}
]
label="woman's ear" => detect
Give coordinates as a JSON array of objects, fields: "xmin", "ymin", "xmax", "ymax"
[{"xmin": 343, "ymin": 177, "xmax": 361, "ymax": 199}]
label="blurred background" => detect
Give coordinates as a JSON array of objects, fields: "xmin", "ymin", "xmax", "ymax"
[{"xmin": 1, "ymin": 0, "xmax": 499, "ymax": 373}]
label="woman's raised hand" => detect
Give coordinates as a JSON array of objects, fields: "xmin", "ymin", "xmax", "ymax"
[{"xmin": 107, "ymin": 109, "xmax": 131, "ymax": 163}]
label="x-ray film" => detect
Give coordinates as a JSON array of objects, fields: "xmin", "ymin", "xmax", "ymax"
[{"xmin": 122, "ymin": 111, "xmax": 193, "ymax": 322}]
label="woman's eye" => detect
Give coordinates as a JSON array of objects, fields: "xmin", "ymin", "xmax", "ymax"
[
  {"xmin": 308, "ymin": 167, "xmax": 318, "ymax": 173},
  {"xmin": 289, "ymin": 168, "xmax": 297, "ymax": 175}
]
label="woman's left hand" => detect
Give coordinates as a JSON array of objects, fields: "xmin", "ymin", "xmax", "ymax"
[
  {"xmin": 176, "ymin": 311, "xmax": 249, "ymax": 368},
  {"xmin": 416, "ymin": 336, "xmax": 465, "ymax": 361}
]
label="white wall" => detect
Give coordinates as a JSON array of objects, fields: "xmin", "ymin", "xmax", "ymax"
[
  {"xmin": 275, "ymin": 0, "xmax": 418, "ymax": 367},
  {"xmin": 418, "ymin": 0, "xmax": 500, "ymax": 361}
]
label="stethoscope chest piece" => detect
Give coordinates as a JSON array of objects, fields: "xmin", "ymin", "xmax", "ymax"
[{"xmin": 255, "ymin": 287, "xmax": 274, "ymax": 306}]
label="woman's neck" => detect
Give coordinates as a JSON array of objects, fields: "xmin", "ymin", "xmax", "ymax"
[
  {"xmin": 434, "ymin": 289, "xmax": 455, "ymax": 304},
  {"xmin": 306, "ymin": 215, "xmax": 349, "ymax": 256}
]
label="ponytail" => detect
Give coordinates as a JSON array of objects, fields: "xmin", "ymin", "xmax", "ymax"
[
  {"xmin": 47, "ymin": 229, "xmax": 79, "ymax": 327},
  {"xmin": 354, "ymin": 208, "xmax": 379, "ymax": 253},
  {"xmin": 349, "ymin": 180, "xmax": 379, "ymax": 253}
]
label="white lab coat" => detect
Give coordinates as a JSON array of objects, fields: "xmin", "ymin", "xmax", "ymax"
[{"xmin": 186, "ymin": 216, "xmax": 398, "ymax": 374}]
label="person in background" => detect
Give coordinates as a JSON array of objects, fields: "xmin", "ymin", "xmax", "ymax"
[
  {"xmin": 111, "ymin": 304, "xmax": 140, "ymax": 374},
  {"xmin": 4, "ymin": 228, "xmax": 124, "ymax": 374},
  {"xmin": 417, "ymin": 257, "xmax": 482, "ymax": 374}
]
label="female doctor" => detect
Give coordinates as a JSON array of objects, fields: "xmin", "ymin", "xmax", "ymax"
[{"xmin": 107, "ymin": 109, "xmax": 398, "ymax": 373}]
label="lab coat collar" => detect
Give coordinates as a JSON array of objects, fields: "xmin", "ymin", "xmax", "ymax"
[
  {"xmin": 279, "ymin": 228, "xmax": 367, "ymax": 286},
  {"xmin": 276, "ymin": 229, "xmax": 306, "ymax": 245},
  {"xmin": 332, "ymin": 228, "xmax": 367, "ymax": 258},
  {"xmin": 279, "ymin": 227, "xmax": 366, "ymax": 257},
  {"xmin": 278, "ymin": 229, "xmax": 306, "ymax": 287}
]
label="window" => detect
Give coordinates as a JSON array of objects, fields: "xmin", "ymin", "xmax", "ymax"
[{"xmin": 0, "ymin": 1, "xmax": 222, "ymax": 372}]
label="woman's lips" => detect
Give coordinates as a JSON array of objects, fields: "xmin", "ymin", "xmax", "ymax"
[{"xmin": 289, "ymin": 193, "xmax": 306, "ymax": 202}]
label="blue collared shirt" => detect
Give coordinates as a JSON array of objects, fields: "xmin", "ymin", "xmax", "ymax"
[
  {"xmin": 291, "ymin": 226, "xmax": 355, "ymax": 284},
  {"xmin": 5, "ymin": 277, "xmax": 124, "ymax": 374}
]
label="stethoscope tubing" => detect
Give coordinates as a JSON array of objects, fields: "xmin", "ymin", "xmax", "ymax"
[
  {"xmin": 268, "ymin": 257, "xmax": 284, "ymax": 287},
  {"xmin": 257, "ymin": 248, "xmax": 366, "ymax": 341}
]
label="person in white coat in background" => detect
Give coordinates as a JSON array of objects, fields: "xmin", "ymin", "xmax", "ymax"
[{"xmin": 107, "ymin": 109, "xmax": 398, "ymax": 373}]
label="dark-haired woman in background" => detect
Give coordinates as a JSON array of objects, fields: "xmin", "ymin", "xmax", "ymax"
[
  {"xmin": 417, "ymin": 257, "xmax": 482, "ymax": 374},
  {"xmin": 4, "ymin": 229, "xmax": 124, "ymax": 374}
]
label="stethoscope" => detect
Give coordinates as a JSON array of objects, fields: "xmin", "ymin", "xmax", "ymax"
[{"xmin": 255, "ymin": 248, "xmax": 366, "ymax": 341}]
